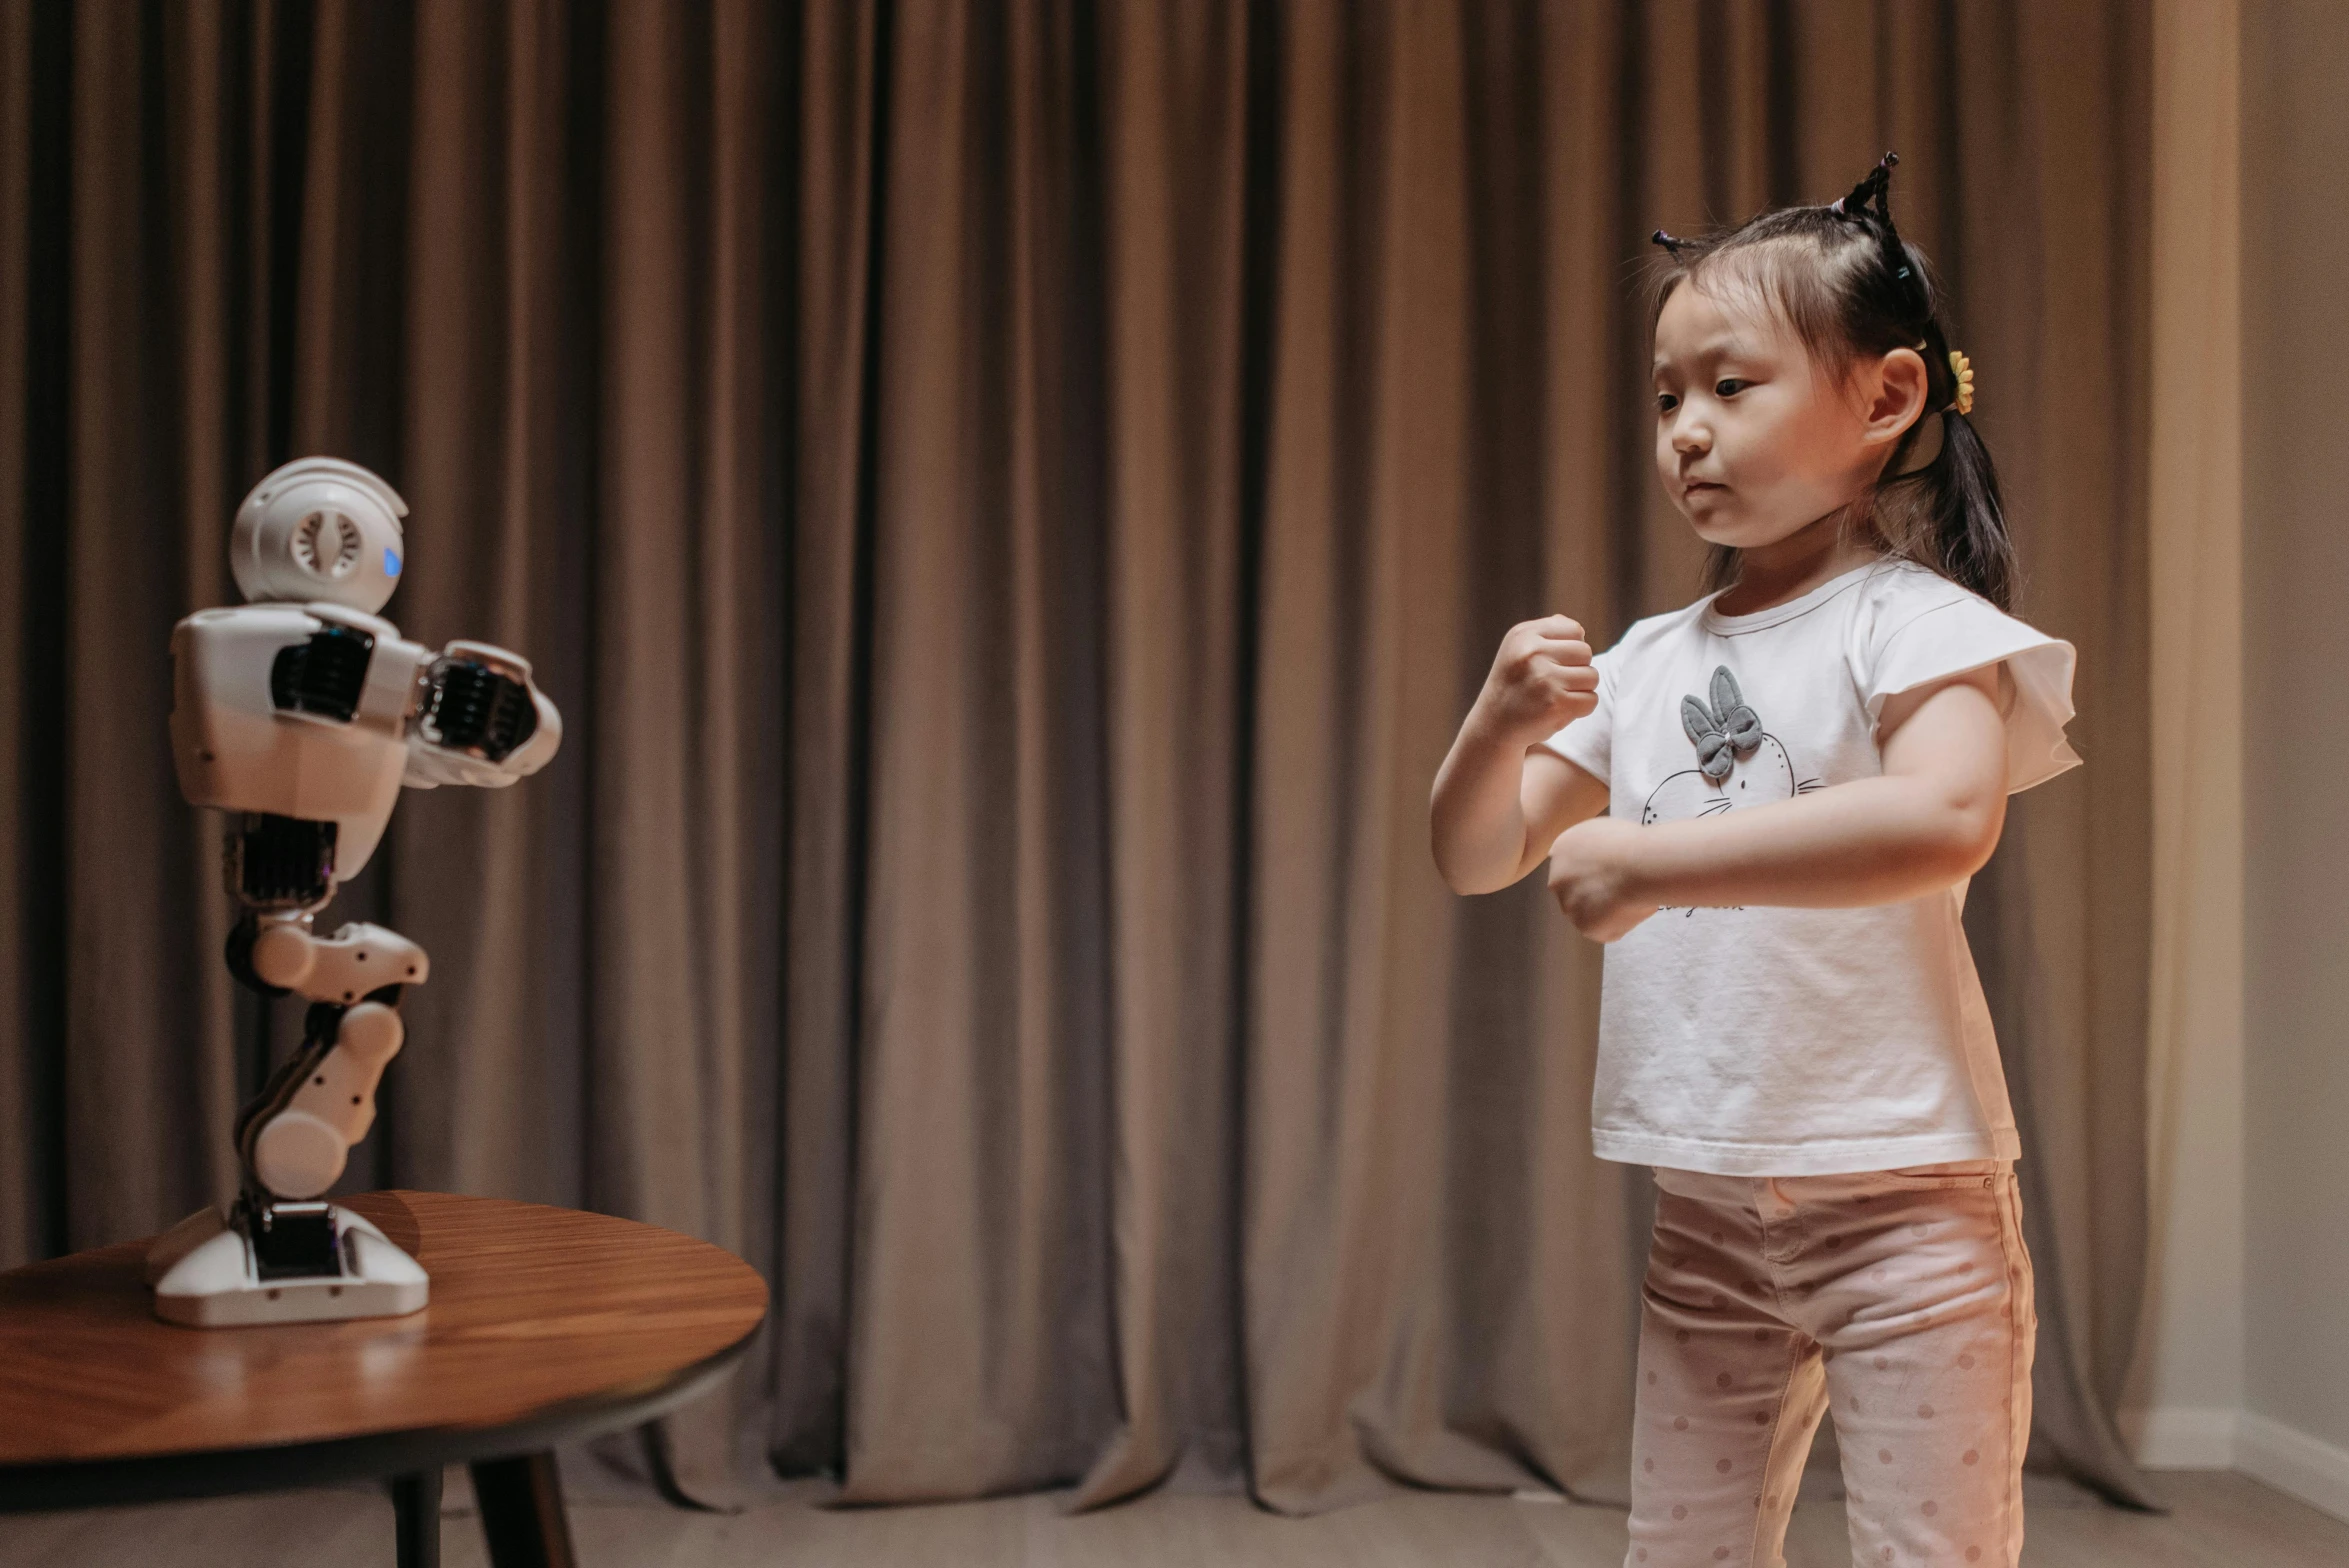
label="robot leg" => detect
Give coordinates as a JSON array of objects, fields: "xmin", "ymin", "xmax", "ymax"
[{"xmin": 147, "ymin": 919, "xmax": 431, "ymax": 1325}]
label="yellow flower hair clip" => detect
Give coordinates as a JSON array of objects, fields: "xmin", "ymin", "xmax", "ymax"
[{"xmin": 1948, "ymin": 349, "xmax": 1976, "ymax": 416}]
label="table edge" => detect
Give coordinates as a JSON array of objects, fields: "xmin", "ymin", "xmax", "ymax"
[{"xmin": 0, "ymin": 1319, "xmax": 761, "ymax": 1513}]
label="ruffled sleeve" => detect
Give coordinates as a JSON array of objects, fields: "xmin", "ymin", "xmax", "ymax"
[{"xmin": 1863, "ymin": 595, "xmax": 2080, "ymax": 794}]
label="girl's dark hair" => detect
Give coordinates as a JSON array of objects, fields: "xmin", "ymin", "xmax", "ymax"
[{"xmin": 1649, "ymin": 154, "xmax": 2016, "ymax": 610}]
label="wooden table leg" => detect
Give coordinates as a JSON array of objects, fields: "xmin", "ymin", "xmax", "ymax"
[
  {"xmin": 470, "ymin": 1451, "xmax": 577, "ymax": 1568},
  {"xmin": 390, "ymin": 1468, "xmax": 443, "ymax": 1568}
]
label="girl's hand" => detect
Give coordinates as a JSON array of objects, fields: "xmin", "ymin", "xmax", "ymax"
[
  {"xmin": 1472, "ymin": 616, "xmax": 1599, "ymax": 745},
  {"xmin": 1548, "ymin": 816, "xmax": 1657, "ymax": 942}
]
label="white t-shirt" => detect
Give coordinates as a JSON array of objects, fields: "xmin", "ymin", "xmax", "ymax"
[{"xmin": 1539, "ymin": 558, "xmax": 2079, "ymax": 1176}]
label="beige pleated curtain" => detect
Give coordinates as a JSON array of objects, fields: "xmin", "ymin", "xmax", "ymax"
[{"xmin": 0, "ymin": 0, "xmax": 2154, "ymax": 1516}]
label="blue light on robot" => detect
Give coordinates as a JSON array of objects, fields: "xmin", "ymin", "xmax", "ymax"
[{"xmin": 385, "ymin": 548, "xmax": 403, "ymax": 577}]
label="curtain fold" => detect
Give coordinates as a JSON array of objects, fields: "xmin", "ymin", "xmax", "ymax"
[{"xmin": 0, "ymin": 0, "xmax": 2154, "ymax": 1517}]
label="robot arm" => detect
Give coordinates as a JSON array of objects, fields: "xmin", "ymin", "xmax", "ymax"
[{"xmin": 402, "ymin": 641, "xmax": 564, "ymax": 790}]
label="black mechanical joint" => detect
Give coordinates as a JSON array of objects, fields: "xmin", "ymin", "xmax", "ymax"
[
  {"xmin": 248, "ymin": 1199, "xmax": 343, "ymax": 1280},
  {"xmin": 269, "ymin": 624, "xmax": 376, "ymax": 722},
  {"xmin": 422, "ymin": 659, "xmax": 538, "ymax": 761}
]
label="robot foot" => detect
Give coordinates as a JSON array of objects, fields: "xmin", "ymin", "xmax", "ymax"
[{"xmin": 146, "ymin": 1204, "xmax": 429, "ymax": 1327}]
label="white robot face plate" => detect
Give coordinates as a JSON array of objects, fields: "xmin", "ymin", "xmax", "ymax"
[{"xmin": 232, "ymin": 457, "xmax": 409, "ymax": 614}]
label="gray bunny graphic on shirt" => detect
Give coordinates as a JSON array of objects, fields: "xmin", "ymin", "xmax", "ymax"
[{"xmin": 1639, "ymin": 666, "xmax": 1821, "ymax": 825}]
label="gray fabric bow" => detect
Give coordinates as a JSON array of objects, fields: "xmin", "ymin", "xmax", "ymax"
[{"xmin": 1680, "ymin": 666, "xmax": 1764, "ymax": 781}]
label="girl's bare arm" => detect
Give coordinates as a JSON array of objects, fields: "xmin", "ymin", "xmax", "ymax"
[
  {"xmin": 1431, "ymin": 615, "xmax": 1611, "ymax": 894},
  {"xmin": 1549, "ymin": 668, "xmax": 2007, "ymax": 940}
]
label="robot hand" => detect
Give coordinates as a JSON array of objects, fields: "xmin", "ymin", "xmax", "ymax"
[{"xmin": 402, "ymin": 641, "xmax": 564, "ymax": 790}]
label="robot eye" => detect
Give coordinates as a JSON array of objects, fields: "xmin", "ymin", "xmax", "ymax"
[{"xmin": 292, "ymin": 510, "xmax": 365, "ymax": 579}]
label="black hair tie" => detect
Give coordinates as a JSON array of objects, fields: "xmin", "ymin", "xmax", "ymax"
[
  {"xmin": 1829, "ymin": 150, "xmax": 1899, "ymax": 224},
  {"xmin": 1830, "ymin": 151, "xmax": 1930, "ymax": 312}
]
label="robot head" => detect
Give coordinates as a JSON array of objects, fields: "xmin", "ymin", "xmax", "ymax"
[{"xmin": 230, "ymin": 458, "xmax": 409, "ymax": 614}]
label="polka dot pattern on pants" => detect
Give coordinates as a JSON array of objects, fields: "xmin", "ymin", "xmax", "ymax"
[{"xmin": 1631, "ymin": 1166, "xmax": 2028, "ymax": 1568}]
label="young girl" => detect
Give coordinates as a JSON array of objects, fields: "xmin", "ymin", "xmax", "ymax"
[{"xmin": 1430, "ymin": 156, "xmax": 2075, "ymax": 1568}]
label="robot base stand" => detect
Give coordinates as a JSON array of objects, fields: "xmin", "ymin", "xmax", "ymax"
[{"xmin": 145, "ymin": 1203, "xmax": 429, "ymax": 1327}]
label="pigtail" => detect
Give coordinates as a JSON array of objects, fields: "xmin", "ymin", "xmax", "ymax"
[
  {"xmin": 1917, "ymin": 408, "xmax": 2015, "ymax": 611},
  {"xmin": 1846, "ymin": 163, "xmax": 2020, "ymax": 610}
]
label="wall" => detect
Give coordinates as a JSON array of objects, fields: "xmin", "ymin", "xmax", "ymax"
[
  {"xmin": 2130, "ymin": 0, "xmax": 2349, "ymax": 1524},
  {"xmin": 2238, "ymin": 0, "xmax": 2349, "ymax": 1518},
  {"xmin": 2126, "ymin": 0, "xmax": 2245, "ymax": 1476}
]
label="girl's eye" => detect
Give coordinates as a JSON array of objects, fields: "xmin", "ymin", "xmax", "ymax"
[
  {"xmin": 1715, "ymin": 378, "xmax": 1749, "ymax": 397},
  {"xmin": 1656, "ymin": 393, "xmax": 1680, "ymax": 414}
]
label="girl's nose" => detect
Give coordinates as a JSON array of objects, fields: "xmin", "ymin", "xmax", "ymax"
[{"xmin": 1672, "ymin": 418, "xmax": 1711, "ymax": 456}]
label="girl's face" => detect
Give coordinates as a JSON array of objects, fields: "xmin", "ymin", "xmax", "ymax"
[{"xmin": 1650, "ymin": 279, "xmax": 1921, "ymax": 553}]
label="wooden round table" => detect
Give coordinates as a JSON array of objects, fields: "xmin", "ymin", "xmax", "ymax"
[{"xmin": 0, "ymin": 1191, "xmax": 769, "ymax": 1567}]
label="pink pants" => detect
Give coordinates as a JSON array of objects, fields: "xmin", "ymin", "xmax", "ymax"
[{"xmin": 1627, "ymin": 1161, "xmax": 2036, "ymax": 1568}]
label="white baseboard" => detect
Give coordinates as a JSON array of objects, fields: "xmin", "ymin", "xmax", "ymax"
[
  {"xmin": 2237, "ymin": 1411, "xmax": 2349, "ymax": 1525},
  {"xmin": 2124, "ymin": 1403, "xmax": 2349, "ymax": 1523},
  {"xmin": 2121, "ymin": 1404, "xmax": 2241, "ymax": 1469}
]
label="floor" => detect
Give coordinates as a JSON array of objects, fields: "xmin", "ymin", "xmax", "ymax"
[{"xmin": 3, "ymin": 1469, "xmax": 2344, "ymax": 1567}]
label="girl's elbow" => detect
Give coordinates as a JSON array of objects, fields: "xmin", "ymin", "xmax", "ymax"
[
  {"xmin": 1936, "ymin": 793, "xmax": 2007, "ymax": 880},
  {"xmin": 1431, "ymin": 834, "xmax": 1526, "ymax": 897},
  {"xmin": 1435, "ymin": 856, "xmax": 1510, "ymax": 897},
  {"xmin": 1429, "ymin": 833, "xmax": 1491, "ymax": 896}
]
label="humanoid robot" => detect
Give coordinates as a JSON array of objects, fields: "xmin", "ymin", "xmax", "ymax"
[{"xmin": 143, "ymin": 457, "xmax": 561, "ymax": 1326}]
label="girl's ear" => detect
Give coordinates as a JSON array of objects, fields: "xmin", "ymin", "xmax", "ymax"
[{"xmin": 1861, "ymin": 345, "xmax": 1931, "ymax": 450}]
